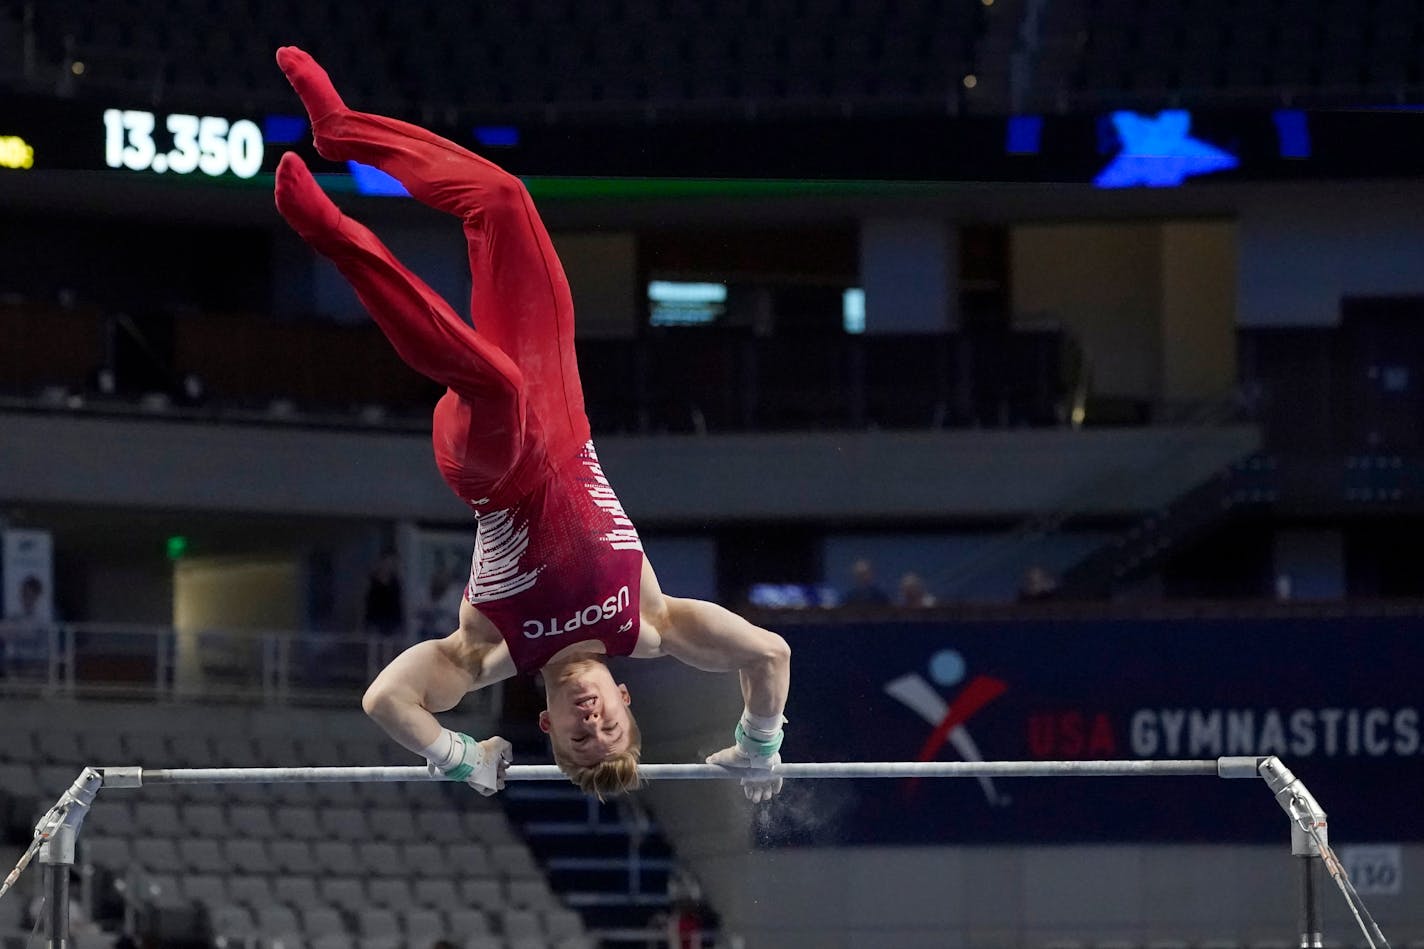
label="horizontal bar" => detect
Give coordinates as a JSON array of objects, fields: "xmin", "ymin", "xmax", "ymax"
[{"xmin": 105, "ymin": 758, "xmax": 1231, "ymax": 787}]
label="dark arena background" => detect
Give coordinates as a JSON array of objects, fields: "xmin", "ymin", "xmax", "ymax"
[{"xmin": 3, "ymin": 1, "xmax": 1424, "ymax": 947}]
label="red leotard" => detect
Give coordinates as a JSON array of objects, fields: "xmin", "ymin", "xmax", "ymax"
[{"xmin": 289, "ymin": 107, "xmax": 643, "ymax": 674}]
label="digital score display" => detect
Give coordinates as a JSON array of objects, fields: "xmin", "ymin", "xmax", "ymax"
[{"xmin": 102, "ymin": 109, "xmax": 265, "ymax": 179}]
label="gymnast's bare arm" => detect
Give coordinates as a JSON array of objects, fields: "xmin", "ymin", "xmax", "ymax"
[
  {"xmin": 639, "ymin": 559, "xmax": 790, "ymax": 723},
  {"xmin": 361, "ymin": 599, "xmax": 515, "ymax": 758}
]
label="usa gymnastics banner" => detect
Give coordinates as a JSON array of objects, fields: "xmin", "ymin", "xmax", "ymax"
[{"xmin": 764, "ymin": 616, "xmax": 1424, "ymax": 845}]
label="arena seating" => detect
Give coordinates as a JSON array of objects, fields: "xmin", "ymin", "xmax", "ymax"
[
  {"xmin": 1032, "ymin": 0, "xmax": 1423, "ymax": 110},
  {"xmin": 16, "ymin": 0, "xmax": 992, "ymax": 118},
  {"xmin": 9, "ymin": 0, "xmax": 1422, "ymax": 120},
  {"xmin": 0, "ymin": 722, "xmax": 594, "ymax": 949}
]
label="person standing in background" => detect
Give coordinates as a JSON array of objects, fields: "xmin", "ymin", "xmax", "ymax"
[
  {"xmin": 363, "ymin": 549, "xmax": 405, "ymax": 637},
  {"xmin": 842, "ymin": 558, "xmax": 890, "ymax": 607}
]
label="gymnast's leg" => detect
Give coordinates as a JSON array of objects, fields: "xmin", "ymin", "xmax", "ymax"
[
  {"xmin": 273, "ymin": 152, "xmax": 525, "ymax": 491},
  {"xmin": 276, "ymin": 47, "xmax": 590, "ymax": 463}
]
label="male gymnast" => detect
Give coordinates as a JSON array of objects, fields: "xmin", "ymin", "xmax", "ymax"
[{"xmin": 272, "ymin": 47, "xmax": 789, "ymax": 801}]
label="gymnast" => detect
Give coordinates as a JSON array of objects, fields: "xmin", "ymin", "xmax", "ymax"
[{"xmin": 272, "ymin": 47, "xmax": 789, "ymax": 801}]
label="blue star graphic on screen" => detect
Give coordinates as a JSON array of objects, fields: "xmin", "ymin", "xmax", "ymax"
[{"xmin": 1094, "ymin": 110, "xmax": 1239, "ymax": 189}]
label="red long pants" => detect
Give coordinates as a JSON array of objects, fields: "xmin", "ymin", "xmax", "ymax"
[{"xmin": 305, "ymin": 110, "xmax": 591, "ymax": 504}]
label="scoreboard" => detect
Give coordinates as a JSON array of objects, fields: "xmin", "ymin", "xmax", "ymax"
[
  {"xmin": 3, "ymin": 92, "xmax": 1424, "ymax": 192},
  {"xmin": 103, "ymin": 108, "xmax": 265, "ymax": 179},
  {"xmin": 0, "ymin": 95, "xmax": 308, "ymax": 182}
]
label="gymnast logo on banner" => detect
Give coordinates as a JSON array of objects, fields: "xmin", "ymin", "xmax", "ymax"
[{"xmin": 884, "ymin": 649, "xmax": 1010, "ymax": 806}]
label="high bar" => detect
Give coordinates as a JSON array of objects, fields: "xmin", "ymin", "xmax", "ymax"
[{"xmin": 102, "ymin": 758, "xmax": 1259, "ymax": 788}]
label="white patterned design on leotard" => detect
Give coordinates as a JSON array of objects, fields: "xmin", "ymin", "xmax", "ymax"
[{"xmin": 467, "ymin": 508, "xmax": 543, "ymax": 603}]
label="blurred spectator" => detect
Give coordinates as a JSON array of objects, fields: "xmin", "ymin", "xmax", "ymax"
[
  {"xmin": 1018, "ymin": 564, "xmax": 1060, "ymax": 602},
  {"xmin": 416, "ymin": 559, "xmax": 466, "ymax": 638},
  {"xmin": 842, "ymin": 558, "xmax": 890, "ymax": 607},
  {"xmin": 363, "ymin": 550, "xmax": 404, "ymax": 636},
  {"xmin": 431, "ymin": 942, "xmax": 458, "ymax": 949},
  {"xmin": 10, "ymin": 575, "xmax": 44, "ymax": 620},
  {"xmin": 897, "ymin": 571, "xmax": 938, "ymax": 608},
  {"xmin": 3, "ymin": 575, "xmax": 53, "ymax": 678}
]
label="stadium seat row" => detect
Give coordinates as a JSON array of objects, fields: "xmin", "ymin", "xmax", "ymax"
[{"xmin": 84, "ymin": 835, "xmax": 538, "ymax": 880}]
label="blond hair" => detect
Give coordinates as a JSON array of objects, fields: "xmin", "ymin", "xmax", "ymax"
[{"xmin": 551, "ymin": 710, "xmax": 643, "ymax": 800}]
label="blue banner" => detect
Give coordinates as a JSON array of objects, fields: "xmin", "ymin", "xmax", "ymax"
[{"xmin": 763, "ymin": 617, "xmax": 1424, "ymax": 845}]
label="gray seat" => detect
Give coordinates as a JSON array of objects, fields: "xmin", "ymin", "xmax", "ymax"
[
  {"xmin": 256, "ymin": 735, "xmax": 304, "ymax": 768},
  {"xmin": 404, "ymin": 781, "xmax": 450, "ymax": 811},
  {"xmin": 273, "ymin": 781, "xmax": 317, "ymax": 805},
  {"xmin": 415, "ymin": 806, "xmax": 467, "ymax": 840},
  {"xmin": 0, "ymin": 763, "xmax": 39, "ymax": 797},
  {"xmin": 131, "ymin": 837, "xmax": 182, "ymax": 871},
  {"xmin": 296, "ymin": 736, "xmax": 345, "ymax": 767},
  {"xmin": 256, "ymin": 904, "xmax": 303, "ymax": 937},
  {"xmin": 208, "ymin": 904, "xmax": 258, "ymax": 943},
  {"xmin": 133, "ymin": 801, "xmax": 182, "ymax": 837},
  {"xmin": 543, "ymin": 908, "xmax": 584, "ymax": 940},
  {"xmin": 270, "ymin": 840, "xmax": 318, "ymax": 874},
  {"xmin": 500, "ymin": 909, "xmax": 542, "ymax": 940},
  {"xmin": 37, "ymin": 764, "xmax": 87, "ymax": 796},
  {"xmin": 318, "ymin": 877, "xmax": 368, "ymax": 914},
  {"xmin": 308, "ymin": 935, "xmax": 356, "ymax": 949},
  {"xmin": 490, "ymin": 843, "xmax": 540, "ymax": 879},
  {"xmin": 300, "ymin": 906, "xmax": 349, "ymax": 936},
  {"xmin": 400, "ymin": 842, "xmax": 444, "ymax": 877},
  {"xmin": 312, "ymin": 779, "xmax": 361, "ymax": 807},
  {"xmin": 355, "ymin": 908, "xmax": 400, "ymax": 939},
  {"xmin": 445, "ymin": 843, "xmax": 492, "ymax": 877},
  {"xmin": 366, "ymin": 807, "xmax": 417, "ymax": 843},
  {"xmin": 272, "ymin": 874, "xmax": 320, "ymax": 908},
  {"xmin": 227, "ymin": 874, "xmax": 274, "ymax": 907},
  {"xmin": 78, "ymin": 731, "xmax": 127, "ymax": 765},
  {"xmin": 459, "ymin": 877, "xmax": 503, "ymax": 912},
  {"xmin": 131, "ymin": 872, "xmax": 188, "ymax": 910},
  {"xmin": 213, "ymin": 735, "xmax": 261, "ymax": 768},
  {"xmin": 402, "ymin": 908, "xmax": 445, "ymax": 944},
  {"xmin": 123, "ymin": 732, "xmax": 171, "ymax": 763},
  {"xmin": 447, "ymin": 907, "xmax": 492, "ymax": 935},
  {"xmin": 178, "ymin": 837, "xmax": 227, "ymax": 874},
  {"xmin": 462, "ymin": 936, "xmax": 503, "ymax": 949},
  {"xmin": 313, "ymin": 840, "xmax": 359, "ymax": 870},
  {"xmin": 356, "ymin": 842, "xmax": 405, "ymax": 877},
  {"xmin": 182, "ymin": 873, "xmax": 228, "ymax": 908},
  {"xmin": 182, "ymin": 803, "xmax": 228, "ymax": 836},
  {"xmin": 0, "ymin": 729, "xmax": 37, "ymax": 761},
  {"xmin": 275, "ymin": 805, "xmax": 323, "ymax": 840},
  {"xmin": 319, "ymin": 807, "xmax": 369, "ymax": 841},
  {"xmin": 82, "ymin": 835, "xmax": 132, "ymax": 871},
  {"xmin": 366, "ymin": 877, "xmax": 412, "ymax": 909},
  {"xmin": 169, "ymin": 734, "xmax": 214, "ymax": 766},
  {"xmin": 82, "ymin": 800, "xmax": 133, "ymax": 838},
  {"xmin": 269, "ymin": 936, "xmax": 307, "ymax": 949},
  {"xmin": 412, "ymin": 878, "xmax": 460, "ymax": 908},
  {"xmin": 508, "ymin": 937, "xmax": 548, "ymax": 949},
  {"xmin": 35, "ymin": 730, "xmax": 84, "ymax": 764},
  {"xmin": 553, "ymin": 936, "xmax": 595, "ymax": 949},
  {"xmin": 228, "ymin": 803, "xmax": 278, "ymax": 839},
  {"xmin": 223, "ymin": 839, "xmax": 273, "ymax": 875},
  {"xmin": 462, "ymin": 812, "xmax": 516, "ymax": 843},
  {"xmin": 507, "ymin": 879, "xmax": 556, "ymax": 911}
]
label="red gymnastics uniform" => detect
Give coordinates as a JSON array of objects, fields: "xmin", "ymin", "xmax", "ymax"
[{"xmin": 289, "ymin": 107, "xmax": 643, "ymax": 674}]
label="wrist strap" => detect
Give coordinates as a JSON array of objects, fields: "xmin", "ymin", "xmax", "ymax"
[
  {"xmin": 438, "ymin": 732, "xmax": 478, "ymax": 781},
  {"xmin": 734, "ymin": 721, "xmax": 783, "ymax": 758}
]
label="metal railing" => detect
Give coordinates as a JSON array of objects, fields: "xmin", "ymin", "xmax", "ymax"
[{"xmin": 0, "ymin": 621, "xmax": 498, "ymax": 712}]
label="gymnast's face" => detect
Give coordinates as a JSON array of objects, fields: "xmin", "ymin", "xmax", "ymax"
[{"xmin": 539, "ymin": 659, "xmax": 633, "ymax": 767}]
